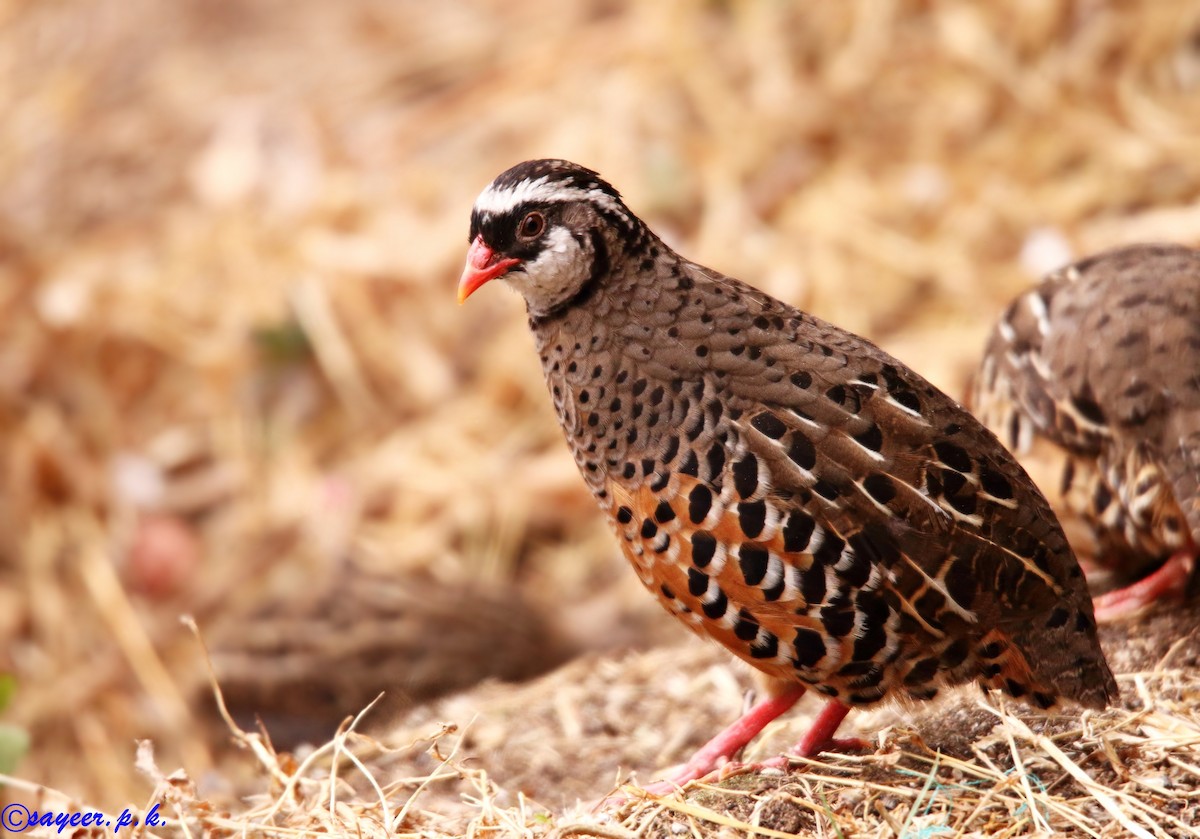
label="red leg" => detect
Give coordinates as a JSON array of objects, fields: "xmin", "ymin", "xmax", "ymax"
[
  {"xmin": 1092, "ymin": 550, "xmax": 1194, "ymax": 623},
  {"xmin": 791, "ymin": 698, "xmax": 868, "ymax": 757},
  {"xmin": 638, "ymin": 684, "xmax": 805, "ymax": 793}
]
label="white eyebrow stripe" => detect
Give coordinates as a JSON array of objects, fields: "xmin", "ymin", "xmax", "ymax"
[{"xmin": 474, "ymin": 177, "xmax": 627, "ymax": 218}]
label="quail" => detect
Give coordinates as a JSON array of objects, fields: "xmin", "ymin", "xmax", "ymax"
[
  {"xmin": 973, "ymin": 243, "xmax": 1200, "ymax": 622},
  {"xmin": 458, "ymin": 159, "xmax": 1116, "ymax": 787}
]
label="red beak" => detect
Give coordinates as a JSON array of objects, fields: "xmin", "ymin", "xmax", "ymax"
[{"xmin": 458, "ymin": 236, "xmax": 520, "ymax": 304}]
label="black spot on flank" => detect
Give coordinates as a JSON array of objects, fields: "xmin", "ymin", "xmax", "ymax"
[
  {"xmin": 733, "ymin": 454, "xmax": 760, "ymax": 498},
  {"xmin": 696, "ymin": 345, "xmax": 709, "ymax": 357},
  {"xmin": 610, "ymin": 397, "xmax": 622, "ymax": 411},
  {"xmin": 587, "ymin": 412, "xmax": 600, "ymax": 427},
  {"xmin": 688, "ymin": 485, "xmax": 713, "ymax": 523},
  {"xmin": 813, "ymin": 478, "xmax": 840, "ymax": 501},
  {"xmin": 858, "ymin": 372, "xmax": 878, "ymax": 385},
  {"xmin": 641, "ymin": 458, "xmax": 656, "ymax": 476},
  {"xmin": 854, "ymin": 424, "xmax": 883, "ymax": 452},
  {"xmin": 687, "ymin": 568, "xmax": 709, "ymax": 597},
  {"xmin": 734, "ymin": 609, "xmax": 760, "ymax": 640},
  {"xmin": 662, "ymin": 436, "xmax": 681, "ymax": 464},
  {"xmin": 1071, "ymin": 391, "xmax": 1105, "ymax": 425},
  {"xmin": 813, "ymin": 532, "xmax": 845, "ymax": 567},
  {"xmin": 706, "ymin": 442, "xmax": 726, "ymax": 479},
  {"xmin": 943, "ymin": 422, "xmax": 962, "ymax": 435},
  {"xmin": 670, "ymin": 379, "xmax": 685, "ymax": 394},
  {"xmin": 943, "ymin": 558, "xmax": 975, "ymax": 609},
  {"xmin": 649, "ymin": 386, "xmax": 664, "ymax": 405},
  {"xmin": 800, "ymin": 566, "xmax": 826, "ymax": 603},
  {"xmin": 1031, "ymin": 545, "xmax": 1052, "ymax": 574},
  {"xmin": 978, "ymin": 464, "xmax": 1013, "ymax": 499},
  {"xmin": 731, "ymin": 345, "xmax": 745, "ymax": 356},
  {"xmin": 862, "ymin": 473, "xmax": 896, "ymax": 505},
  {"xmin": 640, "ymin": 518, "xmax": 658, "ymax": 539},
  {"xmin": 685, "ymin": 412, "xmax": 706, "ymax": 441},
  {"xmin": 679, "ymin": 451, "xmax": 700, "ymax": 477},
  {"xmin": 979, "ymin": 641, "xmax": 1004, "ymax": 659},
  {"xmin": 579, "ymin": 390, "xmax": 590, "ymax": 404},
  {"xmin": 751, "ymin": 412, "xmax": 788, "ymax": 439},
  {"xmin": 904, "ymin": 657, "xmax": 940, "ymax": 686},
  {"xmin": 753, "ymin": 315, "xmax": 770, "ymax": 329},
  {"xmin": 1032, "ymin": 691, "xmax": 1055, "ymax": 709},
  {"xmin": 941, "ymin": 638, "xmax": 970, "ymax": 669},
  {"xmin": 763, "ymin": 573, "xmax": 785, "ymax": 601},
  {"xmin": 650, "ymin": 471, "xmax": 670, "ymax": 491},
  {"xmin": 840, "ymin": 659, "xmax": 881, "ymax": 682},
  {"xmin": 821, "ymin": 606, "xmax": 855, "ymax": 637},
  {"xmin": 738, "ymin": 501, "xmax": 767, "ymax": 538},
  {"xmin": 782, "ymin": 512, "xmax": 816, "ymax": 553},
  {"xmin": 654, "ymin": 500, "xmax": 676, "ymax": 524},
  {"xmin": 1093, "ymin": 481, "xmax": 1112, "ymax": 513},
  {"xmin": 567, "ymin": 361, "xmax": 577, "ymax": 374},
  {"xmin": 691, "ymin": 532, "xmax": 717, "ymax": 567},
  {"xmin": 787, "ymin": 432, "xmax": 817, "ymax": 470},
  {"xmin": 933, "ymin": 441, "xmax": 972, "ymax": 473},
  {"xmin": 616, "ymin": 370, "xmax": 628, "ymax": 384},
  {"xmin": 622, "ymin": 463, "xmax": 636, "ymax": 479},
  {"xmin": 825, "ymin": 384, "xmax": 846, "ymax": 405},
  {"xmin": 702, "ymin": 589, "xmax": 728, "ymax": 619},
  {"xmin": 791, "ymin": 371, "xmax": 812, "ymax": 389},
  {"xmin": 891, "ymin": 389, "xmax": 921, "ymax": 413},
  {"xmin": 633, "ymin": 378, "xmax": 647, "ymax": 396},
  {"xmin": 750, "ymin": 632, "xmax": 778, "ymax": 659},
  {"xmin": 1075, "ymin": 610, "xmax": 1093, "ymax": 633},
  {"xmin": 838, "ymin": 544, "xmax": 873, "ymax": 589},
  {"xmin": 1046, "ymin": 608, "xmax": 1069, "ymax": 629},
  {"xmin": 659, "ymin": 583, "xmax": 674, "ymax": 599},
  {"xmin": 793, "ymin": 628, "xmax": 825, "ymax": 667},
  {"xmin": 947, "ymin": 492, "xmax": 977, "ymax": 516},
  {"xmin": 617, "ymin": 506, "xmax": 633, "ymax": 524},
  {"xmin": 1004, "ymin": 679, "xmax": 1027, "ymax": 698},
  {"xmin": 739, "ymin": 546, "xmax": 769, "ymax": 586},
  {"xmin": 940, "ymin": 469, "xmax": 967, "ymax": 497},
  {"xmin": 592, "ymin": 365, "xmax": 603, "ymax": 379}
]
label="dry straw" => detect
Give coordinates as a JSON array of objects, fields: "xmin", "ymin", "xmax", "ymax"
[{"xmin": 4, "ymin": 0, "xmax": 1200, "ymax": 836}]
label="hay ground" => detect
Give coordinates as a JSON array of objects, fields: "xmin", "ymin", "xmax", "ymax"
[{"xmin": 4, "ymin": 1, "xmax": 1200, "ymax": 836}]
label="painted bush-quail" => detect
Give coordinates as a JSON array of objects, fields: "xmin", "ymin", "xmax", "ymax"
[
  {"xmin": 458, "ymin": 159, "xmax": 1116, "ymax": 787},
  {"xmin": 973, "ymin": 244, "xmax": 1200, "ymax": 622}
]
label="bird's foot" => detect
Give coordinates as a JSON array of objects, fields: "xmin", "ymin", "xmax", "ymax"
[
  {"xmin": 1092, "ymin": 550, "xmax": 1194, "ymax": 622},
  {"xmin": 595, "ymin": 686, "xmax": 805, "ymax": 808},
  {"xmin": 603, "ymin": 732, "xmax": 871, "ymax": 808},
  {"xmin": 597, "ymin": 693, "xmax": 869, "ymax": 810}
]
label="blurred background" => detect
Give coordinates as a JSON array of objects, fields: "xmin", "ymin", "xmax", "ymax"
[{"xmin": 3, "ymin": 0, "xmax": 1200, "ymax": 814}]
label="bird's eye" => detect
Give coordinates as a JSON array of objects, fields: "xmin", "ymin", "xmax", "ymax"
[{"xmin": 518, "ymin": 211, "xmax": 545, "ymax": 239}]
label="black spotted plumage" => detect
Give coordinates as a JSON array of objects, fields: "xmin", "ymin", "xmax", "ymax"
[
  {"xmin": 460, "ymin": 158, "xmax": 1116, "ymax": 787},
  {"xmin": 973, "ymin": 243, "xmax": 1200, "ymax": 621}
]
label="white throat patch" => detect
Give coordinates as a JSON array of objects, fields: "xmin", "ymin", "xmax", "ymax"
[{"xmin": 504, "ymin": 225, "xmax": 592, "ymax": 316}]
